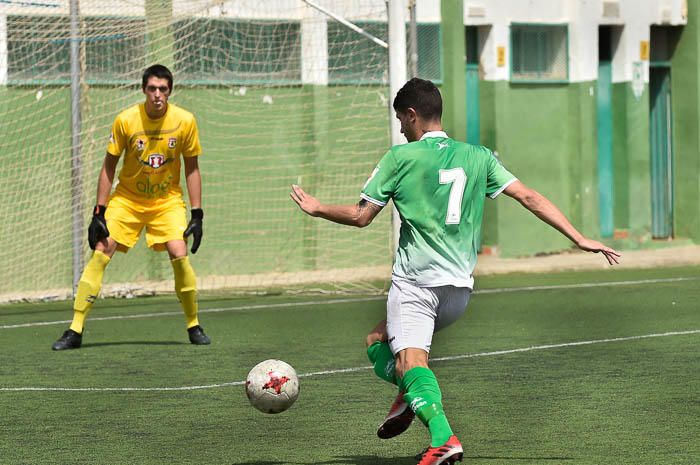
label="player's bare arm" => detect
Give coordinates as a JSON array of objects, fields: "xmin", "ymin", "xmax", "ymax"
[
  {"xmin": 290, "ymin": 184, "xmax": 382, "ymax": 227},
  {"xmin": 87, "ymin": 153, "xmax": 120, "ymax": 253},
  {"xmin": 183, "ymin": 156, "xmax": 204, "ymax": 254},
  {"xmin": 504, "ymin": 180, "xmax": 621, "ymax": 265},
  {"xmin": 96, "ymin": 153, "xmax": 120, "ymax": 206},
  {"xmin": 184, "ymin": 156, "xmax": 202, "ymax": 209}
]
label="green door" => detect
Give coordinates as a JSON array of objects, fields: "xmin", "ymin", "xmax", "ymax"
[
  {"xmin": 465, "ymin": 27, "xmax": 480, "ymax": 144},
  {"xmin": 596, "ymin": 59, "xmax": 614, "ymax": 237},
  {"xmin": 649, "ymin": 66, "xmax": 674, "ymax": 238}
]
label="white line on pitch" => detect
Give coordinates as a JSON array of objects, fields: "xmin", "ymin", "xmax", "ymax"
[
  {"xmin": 475, "ymin": 276, "xmax": 699, "ymax": 294},
  {"xmin": 1, "ymin": 329, "xmax": 697, "ymax": 392},
  {"xmin": 2, "ymin": 276, "xmax": 698, "ymax": 331},
  {"xmin": 0, "ymin": 296, "xmax": 386, "ymax": 329}
]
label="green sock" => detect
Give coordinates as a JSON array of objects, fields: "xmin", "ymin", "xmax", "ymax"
[
  {"xmin": 402, "ymin": 366, "xmax": 454, "ymax": 447},
  {"xmin": 367, "ymin": 341, "xmax": 398, "ymax": 386}
]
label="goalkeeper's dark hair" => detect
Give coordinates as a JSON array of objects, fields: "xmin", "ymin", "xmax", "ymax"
[
  {"xmin": 142, "ymin": 64, "xmax": 173, "ymax": 91},
  {"xmin": 393, "ymin": 77, "xmax": 442, "ymax": 121}
]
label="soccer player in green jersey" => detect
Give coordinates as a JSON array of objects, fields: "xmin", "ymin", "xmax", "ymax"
[{"xmin": 290, "ymin": 78, "xmax": 620, "ymax": 465}]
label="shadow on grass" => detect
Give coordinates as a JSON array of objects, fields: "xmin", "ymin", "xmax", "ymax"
[
  {"xmin": 306, "ymin": 454, "xmax": 572, "ymax": 464},
  {"xmin": 327, "ymin": 457, "xmax": 414, "ymax": 465},
  {"xmin": 465, "ymin": 455, "xmax": 573, "ymax": 461},
  {"xmin": 80, "ymin": 340, "xmax": 188, "ymax": 348},
  {"xmin": 240, "ymin": 456, "xmax": 415, "ymax": 465},
  {"xmin": 0, "ymin": 308, "xmax": 70, "ymax": 317}
]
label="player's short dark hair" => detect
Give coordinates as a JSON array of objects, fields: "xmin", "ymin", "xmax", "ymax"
[
  {"xmin": 142, "ymin": 64, "xmax": 173, "ymax": 91},
  {"xmin": 393, "ymin": 78, "xmax": 442, "ymax": 121}
]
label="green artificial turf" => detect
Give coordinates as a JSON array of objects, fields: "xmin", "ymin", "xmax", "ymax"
[{"xmin": 0, "ymin": 266, "xmax": 698, "ymax": 464}]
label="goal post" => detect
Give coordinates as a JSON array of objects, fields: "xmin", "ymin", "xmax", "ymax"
[
  {"xmin": 387, "ymin": 0, "xmax": 407, "ymax": 250},
  {"xmin": 0, "ymin": 0, "xmax": 409, "ymax": 302}
]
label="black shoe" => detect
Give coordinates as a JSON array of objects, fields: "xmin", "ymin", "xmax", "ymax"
[
  {"xmin": 188, "ymin": 325, "xmax": 211, "ymax": 345},
  {"xmin": 52, "ymin": 329, "xmax": 82, "ymax": 350}
]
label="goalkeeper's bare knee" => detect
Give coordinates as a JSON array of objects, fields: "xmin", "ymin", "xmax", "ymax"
[{"xmin": 94, "ymin": 237, "xmax": 118, "ymax": 258}]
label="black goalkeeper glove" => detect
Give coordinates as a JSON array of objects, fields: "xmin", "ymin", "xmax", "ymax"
[
  {"xmin": 184, "ymin": 208, "xmax": 203, "ymax": 254},
  {"xmin": 88, "ymin": 205, "xmax": 109, "ymax": 250}
]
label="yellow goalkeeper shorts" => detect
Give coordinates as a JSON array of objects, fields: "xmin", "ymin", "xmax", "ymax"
[{"xmin": 105, "ymin": 194, "xmax": 187, "ymax": 252}]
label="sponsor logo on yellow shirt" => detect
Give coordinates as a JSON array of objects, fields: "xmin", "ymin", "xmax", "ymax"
[{"xmin": 136, "ymin": 175, "xmax": 174, "ymax": 198}]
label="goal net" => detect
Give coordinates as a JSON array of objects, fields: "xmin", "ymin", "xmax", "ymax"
[{"xmin": 0, "ymin": 0, "xmax": 396, "ymax": 302}]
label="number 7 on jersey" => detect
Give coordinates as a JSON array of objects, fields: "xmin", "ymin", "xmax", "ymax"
[{"xmin": 439, "ymin": 168, "xmax": 467, "ymax": 224}]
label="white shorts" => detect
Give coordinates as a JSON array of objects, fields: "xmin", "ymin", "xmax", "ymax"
[{"xmin": 386, "ymin": 277, "xmax": 471, "ymax": 355}]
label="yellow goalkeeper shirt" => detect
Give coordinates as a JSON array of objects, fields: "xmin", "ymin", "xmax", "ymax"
[{"xmin": 106, "ymin": 103, "xmax": 201, "ymax": 204}]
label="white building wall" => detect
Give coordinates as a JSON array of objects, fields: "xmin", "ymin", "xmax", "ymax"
[
  {"xmin": 196, "ymin": 1, "xmax": 388, "ymax": 21},
  {"xmin": 0, "ymin": 1, "xmax": 64, "ymax": 15},
  {"xmin": 416, "ymin": 0, "xmax": 441, "ymax": 23},
  {"xmin": 481, "ymin": 23, "xmax": 509, "ymax": 81},
  {"xmin": 0, "ymin": 0, "xmax": 143, "ymax": 16},
  {"xmin": 187, "ymin": 0, "xmax": 299, "ymax": 19},
  {"xmin": 0, "ymin": 0, "xmax": 688, "ymax": 86},
  {"xmin": 0, "ymin": 1, "xmax": 391, "ymax": 19},
  {"xmin": 566, "ymin": 1, "xmax": 599, "ymax": 83},
  {"xmin": 614, "ymin": 7, "xmax": 649, "ymax": 85},
  {"xmin": 462, "ymin": 0, "xmax": 686, "ymax": 83}
]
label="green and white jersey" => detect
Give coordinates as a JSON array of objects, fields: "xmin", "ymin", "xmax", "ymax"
[{"xmin": 361, "ymin": 131, "xmax": 516, "ymax": 288}]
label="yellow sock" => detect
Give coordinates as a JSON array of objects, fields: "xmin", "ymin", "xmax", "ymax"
[
  {"xmin": 70, "ymin": 250, "xmax": 111, "ymax": 334},
  {"xmin": 171, "ymin": 256, "xmax": 199, "ymax": 329}
]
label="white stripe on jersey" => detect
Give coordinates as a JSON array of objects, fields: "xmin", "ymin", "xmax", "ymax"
[{"xmin": 360, "ymin": 193, "xmax": 387, "ymax": 207}]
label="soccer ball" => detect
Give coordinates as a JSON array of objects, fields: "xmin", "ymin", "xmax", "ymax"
[{"xmin": 245, "ymin": 359, "xmax": 300, "ymax": 414}]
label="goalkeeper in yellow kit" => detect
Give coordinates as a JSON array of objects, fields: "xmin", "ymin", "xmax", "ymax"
[{"xmin": 52, "ymin": 64, "xmax": 210, "ymax": 350}]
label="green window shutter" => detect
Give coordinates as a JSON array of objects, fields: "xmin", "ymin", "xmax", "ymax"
[
  {"xmin": 7, "ymin": 15, "xmax": 147, "ymax": 85},
  {"xmin": 511, "ymin": 24, "xmax": 568, "ymax": 83},
  {"xmin": 7, "ymin": 15, "xmax": 71, "ymax": 84},
  {"xmin": 327, "ymin": 21, "xmax": 387, "ymax": 84},
  {"xmin": 174, "ymin": 18, "xmax": 301, "ymax": 85},
  {"xmin": 326, "ymin": 22, "xmax": 442, "ymax": 85},
  {"xmin": 416, "ymin": 23, "xmax": 441, "ymax": 83},
  {"xmin": 84, "ymin": 17, "xmax": 146, "ymax": 83}
]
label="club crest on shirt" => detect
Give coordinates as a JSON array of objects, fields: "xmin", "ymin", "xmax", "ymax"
[
  {"xmin": 148, "ymin": 153, "xmax": 165, "ymax": 169},
  {"xmin": 168, "ymin": 137, "xmax": 177, "ymax": 149},
  {"xmin": 136, "ymin": 138, "xmax": 145, "ymax": 151}
]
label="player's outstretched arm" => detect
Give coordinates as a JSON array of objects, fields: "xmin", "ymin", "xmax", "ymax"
[
  {"xmin": 183, "ymin": 156, "xmax": 203, "ymax": 253},
  {"xmin": 290, "ymin": 184, "xmax": 382, "ymax": 227},
  {"xmin": 503, "ymin": 180, "xmax": 621, "ymax": 265},
  {"xmin": 88, "ymin": 154, "xmax": 119, "ymax": 249}
]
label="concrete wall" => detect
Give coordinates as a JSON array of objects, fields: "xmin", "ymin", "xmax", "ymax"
[
  {"xmin": 672, "ymin": 0, "xmax": 700, "ymax": 242},
  {"xmin": 459, "ymin": 0, "xmax": 687, "ymax": 256}
]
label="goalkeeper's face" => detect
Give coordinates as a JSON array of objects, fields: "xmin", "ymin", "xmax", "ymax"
[{"xmin": 143, "ymin": 76, "xmax": 171, "ymax": 117}]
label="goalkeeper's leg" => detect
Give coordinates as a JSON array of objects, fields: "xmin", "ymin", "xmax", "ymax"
[
  {"xmin": 168, "ymin": 240, "xmax": 210, "ymax": 345},
  {"xmin": 52, "ymin": 241, "xmax": 115, "ymax": 350},
  {"xmin": 70, "ymin": 242, "xmax": 115, "ymax": 333}
]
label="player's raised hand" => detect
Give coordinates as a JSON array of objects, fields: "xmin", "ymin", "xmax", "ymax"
[
  {"xmin": 184, "ymin": 208, "xmax": 203, "ymax": 254},
  {"xmin": 575, "ymin": 238, "xmax": 621, "ymax": 265},
  {"xmin": 88, "ymin": 205, "xmax": 109, "ymax": 250},
  {"xmin": 290, "ymin": 184, "xmax": 321, "ymax": 217}
]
